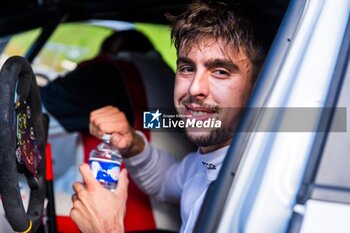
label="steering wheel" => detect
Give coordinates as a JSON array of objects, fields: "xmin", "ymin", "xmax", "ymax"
[{"xmin": 0, "ymin": 56, "xmax": 47, "ymax": 233}]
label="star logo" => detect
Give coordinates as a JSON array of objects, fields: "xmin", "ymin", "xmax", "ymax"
[
  {"xmin": 143, "ymin": 109, "xmax": 162, "ymax": 129},
  {"xmin": 150, "ymin": 109, "xmax": 162, "ymax": 123}
]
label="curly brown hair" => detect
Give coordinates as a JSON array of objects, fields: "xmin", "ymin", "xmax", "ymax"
[{"xmin": 167, "ymin": 0, "xmax": 265, "ymax": 81}]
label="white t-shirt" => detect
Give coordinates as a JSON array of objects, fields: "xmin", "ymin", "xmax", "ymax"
[{"xmin": 124, "ymin": 132, "xmax": 229, "ymax": 233}]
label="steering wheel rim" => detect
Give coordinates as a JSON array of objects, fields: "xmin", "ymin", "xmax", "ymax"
[{"xmin": 0, "ymin": 56, "xmax": 46, "ymax": 233}]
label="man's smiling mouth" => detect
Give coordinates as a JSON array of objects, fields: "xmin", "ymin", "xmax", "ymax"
[{"xmin": 183, "ymin": 103, "xmax": 218, "ymax": 120}]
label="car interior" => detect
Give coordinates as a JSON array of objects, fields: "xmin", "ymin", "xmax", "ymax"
[{"xmin": 8, "ymin": 0, "xmax": 349, "ymax": 233}]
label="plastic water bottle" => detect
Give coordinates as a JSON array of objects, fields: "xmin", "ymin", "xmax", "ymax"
[{"xmin": 89, "ymin": 134, "xmax": 122, "ymax": 191}]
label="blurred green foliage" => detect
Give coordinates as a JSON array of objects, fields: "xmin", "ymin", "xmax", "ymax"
[{"xmin": 5, "ymin": 22, "xmax": 176, "ymax": 72}]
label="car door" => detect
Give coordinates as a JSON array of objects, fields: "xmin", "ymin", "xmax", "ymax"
[{"xmin": 194, "ymin": 0, "xmax": 350, "ymax": 232}]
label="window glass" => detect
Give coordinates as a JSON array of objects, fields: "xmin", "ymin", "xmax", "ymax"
[
  {"xmin": 0, "ymin": 29, "xmax": 41, "ymax": 65},
  {"xmin": 136, "ymin": 23, "xmax": 177, "ymax": 71},
  {"xmin": 2, "ymin": 22, "xmax": 176, "ymax": 80}
]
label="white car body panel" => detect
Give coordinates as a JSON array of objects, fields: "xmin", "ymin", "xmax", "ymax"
[{"xmin": 216, "ymin": 0, "xmax": 350, "ymax": 232}]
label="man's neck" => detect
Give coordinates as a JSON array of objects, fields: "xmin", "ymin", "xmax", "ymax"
[{"xmin": 199, "ymin": 138, "xmax": 232, "ymax": 154}]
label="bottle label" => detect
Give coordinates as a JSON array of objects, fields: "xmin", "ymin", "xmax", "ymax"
[{"xmin": 89, "ymin": 158, "xmax": 121, "ymax": 184}]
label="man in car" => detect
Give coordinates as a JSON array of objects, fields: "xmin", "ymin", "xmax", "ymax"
[{"xmin": 71, "ymin": 0, "xmax": 264, "ymax": 232}]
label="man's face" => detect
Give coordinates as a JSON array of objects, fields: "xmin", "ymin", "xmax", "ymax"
[{"xmin": 174, "ymin": 38, "xmax": 253, "ymax": 153}]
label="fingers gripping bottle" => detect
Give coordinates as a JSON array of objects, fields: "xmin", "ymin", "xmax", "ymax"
[{"xmin": 89, "ymin": 134, "xmax": 122, "ymax": 191}]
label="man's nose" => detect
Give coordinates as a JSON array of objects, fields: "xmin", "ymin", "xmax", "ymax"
[{"xmin": 189, "ymin": 71, "xmax": 209, "ymax": 99}]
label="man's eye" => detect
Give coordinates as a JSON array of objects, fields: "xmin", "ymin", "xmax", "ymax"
[
  {"xmin": 213, "ymin": 69, "xmax": 230, "ymax": 78},
  {"xmin": 178, "ymin": 66, "xmax": 194, "ymax": 73}
]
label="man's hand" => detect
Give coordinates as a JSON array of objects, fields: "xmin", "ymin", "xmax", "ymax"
[
  {"xmin": 89, "ymin": 105, "xmax": 144, "ymax": 157},
  {"xmin": 70, "ymin": 164, "xmax": 129, "ymax": 233}
]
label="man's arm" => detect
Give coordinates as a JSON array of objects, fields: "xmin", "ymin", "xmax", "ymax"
[
  {"xmin": 89, "ymin": 106, "xmax": 184, "ymax": 202},
  {"xmin": 123, "ymin": 133, "xmax": 183, "ymax": 202}
]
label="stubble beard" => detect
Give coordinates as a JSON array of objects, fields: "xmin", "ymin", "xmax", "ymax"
[
  {"xmin": 184, "ymin": 124, "xmax": 234, "ymax": 147},
  {"xmin": 177, "ymin": 100, "xmax": 237, "ymax": 147}
]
